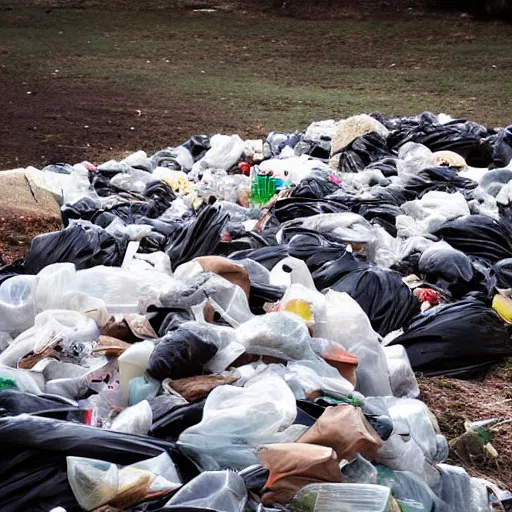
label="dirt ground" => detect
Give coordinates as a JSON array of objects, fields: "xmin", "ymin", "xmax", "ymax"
[{"xmin": 420, "ymin": 364, "xmax": 512, "ymax": 489}]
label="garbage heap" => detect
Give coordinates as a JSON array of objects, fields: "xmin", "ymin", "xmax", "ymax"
[{"xmin": 1, "ymin": 112, "xmax": 512, "ymax": 512}]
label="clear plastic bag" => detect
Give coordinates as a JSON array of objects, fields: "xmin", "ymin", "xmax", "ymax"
[
  {"xmin": 289, "ymin": 483, "xmax": 392, "ymax": 512},
  {"xmin": 34, "ymin": 262, "xmax": 77, "ymax": 312},
  {"xmin": 200, "ymin": 134, "xmax": 246, "ymax": 171},
  {"xmin": 110, "ymin": 400, "xmax": 153, "ymax": 435},
  {"xmin": 178, "ymin": 374, "xmax": 297, "ymax": 470},
  {"xmin": 365, "ymin": 397, "xmax": 448, "ymax": 479},
  {"xmin": 433, "ymin": 464, "xmax": 491, "ymax": 512},
  {"xmin": 67, "ymin": 452, "xmax": 182, "ymax": 511},
  {"xmin": 396, "ymin": 143, "xmax": 437, "ymax": 183},
  {"xmin": 165, "ymin": 470, "xmax": 247, "ymax": 512},
  {"xmin": 236, "ymin": 312, "xmax": 317, "ymax": 361},
  {"xmin": 383, "ymin": 345, "xmax": 420, "ymax": 399},
  {"xmin": 323, "ymin": 291, "xmax": 392, "ymax": 397},
  {"xmin": 0, "ymin": 275, "xmax": 38, "ymax": 332},
  {"xmin": 287, "ymin": 360, "xmax": 354, "ymax": 399}
]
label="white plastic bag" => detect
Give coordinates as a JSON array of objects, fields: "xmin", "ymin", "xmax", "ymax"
[
  {"xmin": 109, "ymin": 399, "xmax": 153, "ymax": 435},
  {"xmin": 178, "ymin": 375, "xmax": 297, "ymax": 470},
  {"xmin": 0, "ymin": 275, "xmax": 37, "ymax": 332},
  {"xmin": 323, "ymin": 290, "xmax": 392, "ymax": 397}
]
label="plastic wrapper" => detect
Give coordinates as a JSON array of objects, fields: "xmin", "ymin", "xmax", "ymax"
[
  {"xmin": 110, "ymin": 400, "xmax": 153, "ymax": 435},
  {"xmin": 67, "ymin": 452, "xmax": 182, "ymax": 510},
  {"xmin": 383, "ymin": 345, "xmax": 420, "ymax": 399},
  {"xmin": 0, "ymin": 275, "xmax": 37, "ymax": 332},
  {"xmin": 289, "ymin": 483, "xmax": 392, "ymax": 512},
  {"xmin": 258, "ymin": 444, "xmax": 343, "ymax": 505},
  {"xmin": 331, "ymin": 267, "xmax": 420, "ymax": 337},
  {"xmin": 390, "ymin": 299, "xmax": 512, "ymax": 378},
  {"xmin": 235, "ymin": 312, "xmax": 317, "ymax": 361},
  {"xmin": 322, "ymin": 290, "xmax": 392, "ymax": 397},
  {"xmin": 178, "ymin": 374, "xmax": 297, "ymax": 470},
  {"xmin": 165, "ymin": 470, "xmax": 247, "ymax": 512}
]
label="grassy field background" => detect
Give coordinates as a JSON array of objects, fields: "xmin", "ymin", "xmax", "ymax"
[{"xmin": 0, "ymin": 8, "xmax": 511, "ymax": 168}]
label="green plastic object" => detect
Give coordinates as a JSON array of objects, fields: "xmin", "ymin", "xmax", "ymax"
[
  {"xmin": 250, "ymin": 174, "xmax": 276, "ymax": 205},
  {"xmin": 0, "ymin": 377, "xmax": 18, "ymax": 390}
]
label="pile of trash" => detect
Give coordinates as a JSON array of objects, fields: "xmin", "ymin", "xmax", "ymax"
[{"xmin": 1, "ymin": 111, "xmax": 512, "ymax": 512}]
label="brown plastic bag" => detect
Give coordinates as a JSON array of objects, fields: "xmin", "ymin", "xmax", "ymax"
[
  {"xmin": 297, "ymin": 405, "xmax": 383, "ymax": 462},
  {"xmin": 258, "ymin": 443, "xmax": 343, "ymax": 505}
]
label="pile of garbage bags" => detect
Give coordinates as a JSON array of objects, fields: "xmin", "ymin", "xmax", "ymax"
[{"xmin": 1, "ymin": 111, "xmax": 512, "ymax": 511}]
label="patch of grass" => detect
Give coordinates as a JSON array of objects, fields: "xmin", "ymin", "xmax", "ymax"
[{"xmin": 0, "ymin": 8, "xmax": 512, "ymax": 142}]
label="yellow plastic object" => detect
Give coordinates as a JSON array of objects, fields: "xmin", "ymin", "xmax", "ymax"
[
  {"xmin": 492, "ymin": 294, "xmax": 512, "ymax": 323},
  {"xmin": 281, "ymin": 299, "xmax": 314, "ymax": 323}
]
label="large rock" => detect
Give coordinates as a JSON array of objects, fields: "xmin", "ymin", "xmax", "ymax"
[{"xmin": 0, "ymin": 169, "xmax": 62, "ymax": 264}]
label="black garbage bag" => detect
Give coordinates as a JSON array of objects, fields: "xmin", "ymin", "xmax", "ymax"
[
  {"xmin": 150, "ymin": 400, "xmax": 206, "ymax": 441},
  {"xmin": 181, "ymin": 135, "xmax": 211, "ymax": 162},
  {"xmin": 0, "ymin": 415, "xmax": 199, "ymax": 512},
  {"xmin": 357, "ymin": 202, "xmax": 402, "ymax": 237},
  {"xmin": 294, "ymin": 139, "xmax": 331, "ymax": 159},
  {"xmin": 402, "ymin": 167, "xmax": 477, "ymax": 200},
  {"xmin": 0, "ymin": 413, "xmax": 198, "ymax": 476},
  {"xmin": 61, "ymin": 196, "xmax": 103, "ymax": 227},
  {"xmin": 147, "ymin": 328, "xmax": 218, "ymax": 381},
  {"xmin": 143, "ymin": 180, "xmax": 177, "ymax": 216},
  {"xmin": 0, "ymin": 390, "xmax": 77, "ymax": 417},
  {"xmin": 230, "ymin": 245, "xmax": 289, "ymax": 270},
  {"xmin": 312, "ymin": 251, "xmax": 369, "ymax": 291},
  {"xmin": 248, "ymin": 282, "xmax": 285, "ymax": 315},
  {"xmin": 494, "ymin": 258, "xmax": 512, "ymax": 289},
  {"xmin": 148, "ymin": 306, "xmax": 196, "ymax": 337},
  {"xmin": 166, "ymin": 206, "xmax": 229, "ymax": 270},
  {"xmin": 418, "ymin": 246, "xmax": 493, "ymax": 299},
  {"xmin": 23, "ymin": 224, "xmax": 128, "ymax": 274},
  {"xmin": 386, "ymin": 114, "xmax": 493, "ymax": 167},
  {"xmin": 389, "ymin": 299, "xmax": 512, "ymax": 378},
  {"xmin": 274, "ymin": 197, "xmax": 348, "ymax": 223},
  {"xmin": 433, "ymin": 214, "xmax": 512, "ymax": 264},
  {"xmin": 291, "ymin": 175, "xmax": 340, "ymax": 199},
  {"xmin": 490, "ymin": 126, "xmax": 512, "ymax": 170},
  {"xmin": 331, "ymin": 267, "xmax": 420, "ymax": 336},
  {"xmin": 0, "ymin": 449, "xmax": 80, "ymax": 512},
  {"xmin": 366, "ymin": 158, "xmax": 398, "ymax": 178},
  {"xmin": 337, "ymin": 132, "xmax": 395, "ymax": 173}
]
